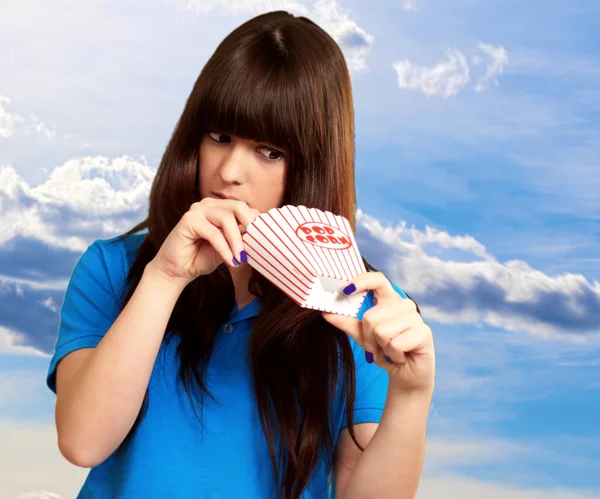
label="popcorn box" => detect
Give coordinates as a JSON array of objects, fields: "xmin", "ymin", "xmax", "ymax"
[{"xmin": 242, "ymin": 205, "xmax": 368, "ymax": 317}]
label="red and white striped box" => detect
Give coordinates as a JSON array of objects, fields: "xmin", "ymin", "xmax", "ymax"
[{"xmin": 242, "ymin": 205, "xmax": 368, "ymax": 317}]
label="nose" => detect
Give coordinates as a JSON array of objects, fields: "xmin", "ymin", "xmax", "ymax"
[{"xmin": 218, "ymin": 143, "xmax": 247, "ymax": 184}]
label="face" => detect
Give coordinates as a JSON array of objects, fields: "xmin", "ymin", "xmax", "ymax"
[{"xmin": 198, "ymin": 132, "xmax": 287, "ymax": 213}]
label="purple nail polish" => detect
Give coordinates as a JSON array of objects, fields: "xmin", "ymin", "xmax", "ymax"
[
  {"xmin": 240, "ymin": 250, "xmax": 248, "ymax": 264},
  {"xmin": 365, "ymin": 351, "xmax": 374, "ymax": 364},
  {"xmin": 343, "ymin": 283, "xmax": 356, "ymax": 295},
  {"xmin": 232, "ymin": 257, "xmax": 240, "ymax": 266},
  {"xmin": 385, "ymin": 355, "xmax": 394, "ymax": 363}
]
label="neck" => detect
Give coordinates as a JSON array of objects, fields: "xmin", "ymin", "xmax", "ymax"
[{"xmin": 228, "ymin": 264, "xmax": 256, "ymax": 310}]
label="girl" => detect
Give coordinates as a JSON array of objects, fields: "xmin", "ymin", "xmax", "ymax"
[{"xmin": 47, "ymin": 10, "xmax": 435, "ymax": 499}]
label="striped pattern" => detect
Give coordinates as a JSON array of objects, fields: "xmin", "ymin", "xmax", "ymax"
[{"xmin": 242, "ymin": 205, "xmax": 368, "ymax": 317}]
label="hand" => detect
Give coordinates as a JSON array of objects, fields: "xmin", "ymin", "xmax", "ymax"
[
  {"xmin": 322, "ymin": 272, "xmax": 435, "ymax": 393},
  {"xmin": 149, "ymin": 198, "xmax": 260, "ymax": 286}
]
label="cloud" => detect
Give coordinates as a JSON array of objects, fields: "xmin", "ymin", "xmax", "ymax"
[
  {"xmin": 392, "ymin": 43, "xmax": 509, "ymax": 97},
  {"xmin": 0, "ymin": 156, "xmax": 154, "ymax": 355},
  {"xmin": 0, "ymin": 156, "xmax": 154, "ymax": 252},
  {"xmin": 402, "ymin": 0, "xmax": 418, "ymax": 12},
  {"xmin": 168, "ymin": 0, "xmax": 308, "ymax": 15},
  {"xmin": 0, "ymin": 327, "xmax": 48, "ymax": 357},
  {"xmin": 39, "ymin": 297, "xmax": 58, "ymax": 314},
  {"xmin": 0, "ymin": 95, "xmax": 56, "ymax": 140},
  {"xmin": 418, "ymin": 475, "xmax": 600, "ymax": 499},
  {"xmin": 167, "ymin": 0, "xmax": 375, "ymax": 72},
  {"xmin": 393, "ymin": 48, "xmax": 471, "ymax": 98},
  {"xmin": 356, "ymin": 210, "xmax": 600, "ymax": 338},
  {"xmin": 0, "ymin": 418, "xmax": 86, "ymax": 499},
  {"xmin": 0, "ymin": 272, "xmax": 77, "ymax": 354},
  {"xmin": 418, "ymin": 434, "xmax": 600, "ymax": 498},
  {"xmin": 0, "ymin": 370, "xmax": 48, "ymax": 406},
  {"xmin": 0, "ymin": 415, "xmax": 597, "ymax": 499},
  {"xmin": 311, "ymin": 0, "xmax": 374, "ymax": 72},
  {"xmin": 0, "ymin": 96, "xmax": 17, "ymax": 139},
  {"xmin": 2, "ymin": 155, "xmax": 599, "ymax": 354},
  {"xmin": 16, "ymin": 493, "xmax": 65, "ymax": 499},
  {"xmin": 474, "ymin": 43, "xmax": 509, "ymax": 92}
]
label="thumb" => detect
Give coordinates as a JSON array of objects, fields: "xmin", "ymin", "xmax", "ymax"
[{"xmin": 322, "ymin": 312, "xmax": 363, "ymax": 346}]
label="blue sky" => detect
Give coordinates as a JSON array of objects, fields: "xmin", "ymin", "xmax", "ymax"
[{"xmin": 1, "ymin": 0, "xmax": 599, "ymax": 497}]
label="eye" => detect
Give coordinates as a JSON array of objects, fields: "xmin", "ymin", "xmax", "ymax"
[
  {"xmin": 258, "ymin": 146, "xmax": 284, "ymax": 162},
  {"xmin": 208, "ymin": 132, "xmax": 230, "ymax": 143}
]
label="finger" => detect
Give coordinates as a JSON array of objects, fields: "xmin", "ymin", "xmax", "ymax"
[
  {"xmin": 388, "ymin": 325, "xmax": 431, "ymax": 363},
  {"xmin": 361, "ymin": 304, "xmax": 401, "ymax": 337},
  {"xmin": 201, "ymin": 198, "xmax": 260, "ymax": 229},
  {"xmin": 343, "ymin": 272, "xmax": 396, "ymax": 302},
  {"xmin": 181, "ymin": 210, "xmax": 239, "ymax": 268},
  {"xmin": 360, "ymin": 309, "xmax": 392, "ymax": 360},
  {"xmin": 197, "ymin": 198, "xmax": 248, "ymax": 235},
  {"xmin": 371, "ymin": 311, "xmax": 423, "ymax": 348},
  {"xmin": 365, "ymin": 307, "xmax": 424, "ymax": 363},
  {"xmin": 231, "ymin": 202, "xmax": 261, "ymax": 229},
  {"xmin": 203, "ymin": 207, "xmax": 245, "ymax": 264},
  {"xmin": 322, "ymin": 312, "xmax": 363, "ymax": 345}
]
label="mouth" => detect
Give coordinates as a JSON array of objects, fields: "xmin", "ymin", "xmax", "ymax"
[{"xmin": 212, "ymin": 192, "xmax": 241, "ymax": 202}]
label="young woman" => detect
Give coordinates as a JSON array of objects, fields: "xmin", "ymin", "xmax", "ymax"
[{"xmin": 46, "ymin": 10, "xmax": 435, "ymax": 499}]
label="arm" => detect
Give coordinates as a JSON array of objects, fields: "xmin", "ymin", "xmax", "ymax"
[
  {"xmin": 335, "ymin": 386, "xmax": 432, "ymax": 499},
  {"xmin": 324, "ymin": 272, "xmax": 435, "ymax": 499},
  {"xmin": 55, "ymin": 262, "xmax": 186, "ymax": 468}
]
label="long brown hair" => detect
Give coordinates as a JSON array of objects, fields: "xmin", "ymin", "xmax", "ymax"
[{"xmin": 114, "ymin": 11, "xmax": 373, "ymax": 498}]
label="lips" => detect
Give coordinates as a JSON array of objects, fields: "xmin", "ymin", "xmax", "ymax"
[{"xmin": 212, "ymin": 192, "xmax": 241, "ymax": 201}]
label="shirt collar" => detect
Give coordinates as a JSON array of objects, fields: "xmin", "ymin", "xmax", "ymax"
[{"xmin": 227, "ymin": 296, "xmax": 262, "ymax": 323}]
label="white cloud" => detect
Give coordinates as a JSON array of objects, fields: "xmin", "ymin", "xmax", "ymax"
[
  {"xmin": 0, "ymin": 371, "xmax": 47, "ymax": 406},
  {"xmin": 474, "ymin": 43, "xmax": 509, "ymax": 92},
  {"xmin": 0, "ymin": 95, "xmax": 56, "ymax": 140},
  {"xmin": 402, "ymin": 0, "xmax": 418, "ymax": 12},
  {"xmin": 2, "ymin": 155, "xmax": 599, "ymax": 341},
  {"xmin": 0, "ymin": 275, "xmax": 68, "ymax": 293},
  {"xmin": 393, "ymin": 48, "xmax": 470, "ymax": 98},
  {"xmin": 0, "ymin": 419, "xmax": 86, "ymax": 499},
  {"xmin": 0, "ymin": 415, "xmax": 597, "ymax": 499},
  {"xmin": 417, "ymin": 435, "xmax": 600, "ymax": 498},
  {"xmin": 423, "ymin": 437, "xmax": 531, "ymax": 474},
  {"xmin": 311, "ymin": 0, "xmax": 374, "ymax": 72},
  {"xmin": 0, "ymin": 96, "xmax": 18, "ymax": 139},
  {"xmin": 167, "ymin": 0, "xmax": 375, "ymax": 72},
  {"xmin": 0, "ymin": 327, "xmax": 47, "ymax": 357},
  {"xmin": 16, "ymin": 493, "xmax": 65, "ymax": 499},
  {"xmin": 39, "ymin": 297, "xmax": 58, "ymax": 314},
  {"xmin": 418, "ymin": 475, "xmax": 600, "ymax": 499},
  {"xmin": 0, "ymin": 156, "xmax": 154, "ymax": 252},
  {"xmin": 392, "ymin": 43, "xmax": 509, "ymax": 97},
  {"xmin": 357, "ymin": 210, "xmax": 600, "ymax": 338},
  {"xmin": 168, "ymin": 0, "xmax": 308, "ymax": 15}
]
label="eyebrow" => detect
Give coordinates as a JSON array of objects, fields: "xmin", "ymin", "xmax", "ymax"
[
  {"xmin": 212, "ymin": 130, "xmax": 287, "ymax": 152},
  {"xmin": 252, "ymin": 138, "xmax": 288, "ymax": 152}
]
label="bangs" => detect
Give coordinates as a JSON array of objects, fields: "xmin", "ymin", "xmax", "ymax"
[{"xmin": 197, "ymin": 55, "xmax": 303, "ymax": 152}]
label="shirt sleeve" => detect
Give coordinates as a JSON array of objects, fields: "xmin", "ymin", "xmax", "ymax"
[
  {"xmin": 340, "ymin": 279, "xmax": 408, "ymax": 429},
  {"xmin": 46, "ymin": 239, "xmax": 123, "ymax": 394}
]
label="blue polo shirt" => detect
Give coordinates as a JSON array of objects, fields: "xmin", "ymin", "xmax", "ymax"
[{"xmin": 46, "ymin": 234, "xmax": 408, "ymax": 498}]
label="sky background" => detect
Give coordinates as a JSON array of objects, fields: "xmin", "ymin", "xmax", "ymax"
[{"xmin": 1, "ymin": 0, "xmax": 600, "ymax": 497}]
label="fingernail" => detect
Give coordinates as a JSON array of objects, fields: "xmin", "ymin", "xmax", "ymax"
[
  {"xmin": 232, "ymin": 257, "xmax": 240, "ymax": 267},
  {"xmin": 240, "ymin": 250, "xmax": 248, "ymax": 264},
  {"xmin": 343, "ymin": 283, "xmax": 356, "ymax": 295},
  {"xmin": 365, "ymin": 351, "xmax": 374, "ymax": 364},
  {"xmin": 385, "ymin": 355, "xmax": 394, "ymax": 363}
]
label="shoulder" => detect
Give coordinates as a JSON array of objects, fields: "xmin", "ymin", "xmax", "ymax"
[
  {"xmin": 92, "ymin": 231, "xmax": 146, "ymax": 264},
  {"xmin": 46, "ymin": 232, "xmax": 147, "ymax": 393},
  {"xmin": 76, "ymin": 232, "xmax": 147, "ymax": 301}
]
